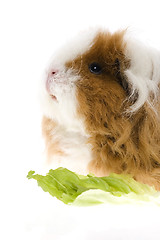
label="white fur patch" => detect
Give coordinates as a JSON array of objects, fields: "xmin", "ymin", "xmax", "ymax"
[
  {"xmin": 48, "ymin": 28, "xmax": 99, "ymax": 69},
  {"xmin": 40, "ymin": 68, "xmax": 83, "ymax": 131},
  {"xmin": 124, "ymin": 32, "xmax": 160, "ymax": 112},
  {"xmin": 44, "ymin": 125, "xmax": 92, "ymax": 175},
  {"xmin": 39, "ymin": 29, "xmax": 98, "ymax": 173}
]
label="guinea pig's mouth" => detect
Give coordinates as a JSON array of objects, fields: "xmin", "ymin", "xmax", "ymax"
[{"xmin": 50, "ymin": 94, "xmax": 58, "ymax": 101}]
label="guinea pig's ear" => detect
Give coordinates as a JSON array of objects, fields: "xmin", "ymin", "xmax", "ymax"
[{"xmin": 114, "ymin": 58, "xmax": 129, "ymax": 94}]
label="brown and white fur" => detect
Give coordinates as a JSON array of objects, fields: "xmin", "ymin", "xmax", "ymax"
[{"xmin": 40, "ymin": 28, "xmax": 160, "ymax": 190}]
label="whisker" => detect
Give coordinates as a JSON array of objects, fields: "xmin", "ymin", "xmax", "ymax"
[{"xmin": 77, "ymin": 55, "xmax": 83, "ymax": 75}]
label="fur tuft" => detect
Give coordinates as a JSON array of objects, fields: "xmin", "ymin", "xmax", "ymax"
[{"xmin": 124, "ymin": 33, "xmax": 160, "ymax": 112}]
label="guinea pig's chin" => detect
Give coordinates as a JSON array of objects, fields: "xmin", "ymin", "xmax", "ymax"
[{"xmin": 40, "ymin": 83, "xmax": 80, "ymax": 127}]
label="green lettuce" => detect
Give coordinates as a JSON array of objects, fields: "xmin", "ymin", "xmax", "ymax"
[{"xmin": 27, "ymin": 167, "xmax": 159, "ymax": 206}]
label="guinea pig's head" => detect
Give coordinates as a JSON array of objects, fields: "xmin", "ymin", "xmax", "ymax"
[{"xmin": 40, "ymin": 28, "xmax": 160, "ymax": 135}]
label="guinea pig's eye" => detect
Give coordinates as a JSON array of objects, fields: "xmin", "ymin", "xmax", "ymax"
[{"xmin": 89, "ymin": 62, "xmax": 102, "ymax": 75}]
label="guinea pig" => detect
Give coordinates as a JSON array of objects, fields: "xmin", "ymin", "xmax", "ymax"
[{"xmin": 40, "ymin": 28, "xmax": 160, "ymax": 190}]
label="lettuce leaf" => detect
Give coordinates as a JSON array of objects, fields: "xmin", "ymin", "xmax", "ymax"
[{"xmin": 27, "ymin": 168, "xmax": 159, "ymax": 206}]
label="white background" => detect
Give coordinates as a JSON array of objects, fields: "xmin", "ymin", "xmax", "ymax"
[{"xmin": 1, "ymin": 0, "xmax": 160, "ymax": 239}]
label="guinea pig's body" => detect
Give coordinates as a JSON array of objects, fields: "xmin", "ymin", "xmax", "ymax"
[{"xmin": 40, "ymin": 29, "xmax": 160, "ymax": 190}]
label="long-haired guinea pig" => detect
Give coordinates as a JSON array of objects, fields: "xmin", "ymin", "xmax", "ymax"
[{"xmin": 40, "ymin": 28, "xmax": 160, "ymax": 190}]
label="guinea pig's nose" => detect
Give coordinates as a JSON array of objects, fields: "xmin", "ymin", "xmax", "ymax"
[
  {"xmin": 51, "ymin": 70, "xmax": 57, "ymax": 75},
  {"xmin": 48, "ymin": 69, "xmax": 58, "ymax": 78}
]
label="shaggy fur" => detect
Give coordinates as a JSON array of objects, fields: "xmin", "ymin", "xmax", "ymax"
[{"xmin": 41, "ymin": 29, "xmax": 160, "ymax": 190}]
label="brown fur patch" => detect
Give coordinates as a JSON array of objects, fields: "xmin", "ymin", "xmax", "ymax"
[
  {"xmin": 66, "ymin": 30, "xmax": 160, "ymax": 190},
  {"xmin": 42, "ymin": 116, "xmax": 66, "ymax": 162}
]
